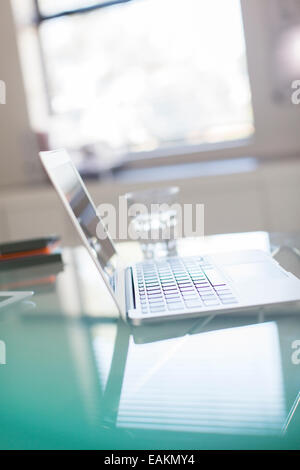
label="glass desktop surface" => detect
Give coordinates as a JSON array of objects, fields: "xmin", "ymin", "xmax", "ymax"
[{"xmin": 0, "ymin": 232, "xmax": 299, "ymax": 450}]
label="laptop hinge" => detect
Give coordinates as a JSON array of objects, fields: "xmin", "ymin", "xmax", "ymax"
[{"xmin": 125, "ymin": 267, "xmax": 135, "ymax": 313}]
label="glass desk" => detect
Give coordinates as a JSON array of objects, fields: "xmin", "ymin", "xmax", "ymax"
[{"xmin": 0, "ymin": 232, "xmax": 299, "ymax": 450}]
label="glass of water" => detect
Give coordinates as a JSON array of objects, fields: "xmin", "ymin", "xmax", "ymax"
[{"xmin": 125, "ymin": 186, "xmax": 180, "ymax": 259}]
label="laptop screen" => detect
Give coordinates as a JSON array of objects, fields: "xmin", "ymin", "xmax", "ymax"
[{"xmin": 50, "ymin": 161, "xmax": 118, "ymax": 284}]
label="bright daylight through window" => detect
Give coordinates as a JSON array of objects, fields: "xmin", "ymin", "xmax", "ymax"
[{"xmin": 13, "ymin": 0, "xmax": 254, "ymax": 164}]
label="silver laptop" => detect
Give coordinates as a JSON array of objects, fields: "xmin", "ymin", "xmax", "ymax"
[{"xmin": 40, "ymin": 149, "xmax": 300, "ymax": 325}]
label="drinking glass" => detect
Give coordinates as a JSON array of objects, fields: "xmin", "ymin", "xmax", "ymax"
[{"xmin": 125, "ymin": 186, "xmax": 179, "ymax": 259}]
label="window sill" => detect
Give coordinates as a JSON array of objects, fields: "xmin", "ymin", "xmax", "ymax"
[
  {"xmin": 112, "ymin": 156, "xmax": 258, "ymax": 184},
  {"xmin": 121, "ymin": 137, "xmax": 254, "ymax": 170}
]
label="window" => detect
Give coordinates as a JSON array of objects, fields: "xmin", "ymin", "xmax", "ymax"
[{"xmin": 12, "ymin": 0, "xmax": 254, "ymax": 165}]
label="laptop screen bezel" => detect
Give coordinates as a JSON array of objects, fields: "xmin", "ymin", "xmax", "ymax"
[{"xmin": 39, "ymin": 149, "xmax": 126, "ymax": 318}]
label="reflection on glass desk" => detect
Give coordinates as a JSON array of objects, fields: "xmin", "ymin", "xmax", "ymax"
[
  {"xmin": 0, "ymin": 232, "xmax": 300, "ymax": 449},
  {"xmin": 116, "ymin": 322, "xmax": 285, "ymax": 435}
]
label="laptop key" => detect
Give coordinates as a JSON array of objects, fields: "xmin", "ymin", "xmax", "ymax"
[
  {"xmin": 196, "ymin": 288, "xmax": 213, "ymax": 294},
  {"xmin": 149, "ymin": 300, "xmax": 165, "ymax": 306},
  {"xmin": 165, "ymin": 299, "xmax": 181, "ymax": 304},
  {"xmin": 168, "ymin": 303, "xmax": 184, "ymax": 310},
  {"xmin": 218, "ymin": 292, "xmax": 234, "ymax": 298}
]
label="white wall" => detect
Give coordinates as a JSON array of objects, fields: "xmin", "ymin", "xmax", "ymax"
[
  {"xmin": 0, "ymin": 0, "xmax": 40, "ymax": 189},
  {"xmin": 241, "ymin": 0, "xmax": 300, "ymax": 158},
  {"xmin": 0, "ymin": 157, "xmax": 299, "ymax": 245}
]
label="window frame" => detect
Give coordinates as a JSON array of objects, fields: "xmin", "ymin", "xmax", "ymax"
[
  {"xmin": 34, "ymin": 0, "xmax": 132, "ymax": 21},
  {"xmin": 30, "ymin": 0, "xmax": 257, "ymax": 167}
]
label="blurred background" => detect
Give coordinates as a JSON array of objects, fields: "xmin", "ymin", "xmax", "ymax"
[{"xmin": 0, "ymin": 0, "xmax": 300, "ymax": 245}]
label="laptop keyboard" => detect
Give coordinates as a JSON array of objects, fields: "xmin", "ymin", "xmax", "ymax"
[{"xmin": 135, "ymin": 256, "xmax": 238, "ymax": 315}]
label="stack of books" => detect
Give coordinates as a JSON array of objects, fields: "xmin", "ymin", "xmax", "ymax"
[{"xmin": 0, "ymin": 236, "xmax": 62, "ymax": 271}]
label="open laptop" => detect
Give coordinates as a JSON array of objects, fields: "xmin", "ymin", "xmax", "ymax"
[{"xmin": 39, "ymin": 149, "xmax": 300, "ymax": 325}]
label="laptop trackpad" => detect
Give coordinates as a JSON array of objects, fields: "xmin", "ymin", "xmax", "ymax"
[{"xmin": 224, "ymin": 262, "xmax": 288, "ymax": 283}]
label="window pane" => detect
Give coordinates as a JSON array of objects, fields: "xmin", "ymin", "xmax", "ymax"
[{"xmin": 39, "ymin": 0, "xmax": 254, "ymax": 153}]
